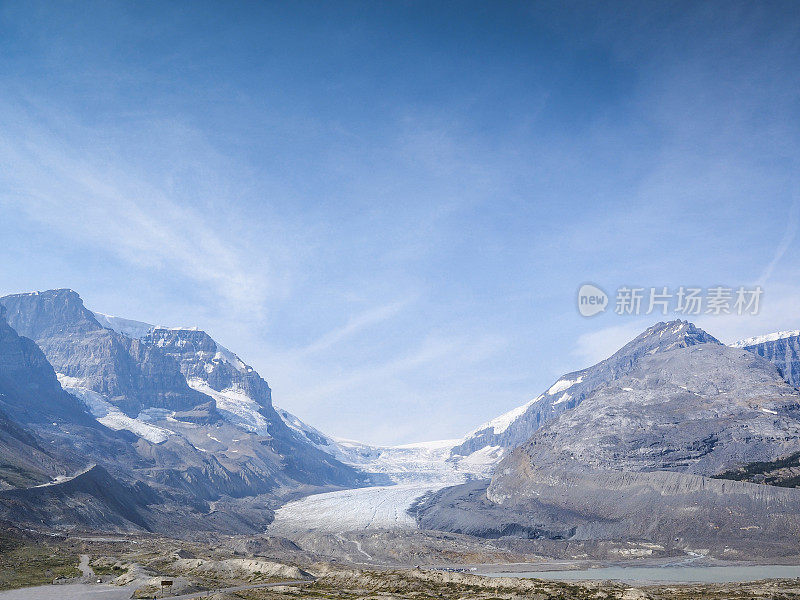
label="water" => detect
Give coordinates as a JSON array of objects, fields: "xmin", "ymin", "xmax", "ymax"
[{"xmin": 484, "ymin": 564, "xmax": 800, "ymax": 584}]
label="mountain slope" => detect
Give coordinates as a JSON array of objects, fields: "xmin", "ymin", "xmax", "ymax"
[
  {"xmin": 0, "ymin": 289, "xmax": 366, "ymax": 498},
  {"xmin": 451, "ymin": 321, "xmax": 720, "ymax": 458},
  {"xmin": 0, "ymin": 406, "xmax": 63, "ymax": 489},
  {"xmin": 416, "ymin": 321, "xmax": 800, "ymax": 556},
  {"xmin": 1, "ymin": 290, "xmax": 211, "ymax": 417},
  {"xmin": 734, "ymin": 330, "xmax": 800, "ymax": 389},
  {"xmin": 0, "ymin": 464, "xmax": 157, "ymax": 532}
]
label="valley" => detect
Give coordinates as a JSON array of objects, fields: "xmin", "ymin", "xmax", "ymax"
[
  {"xmin": 3, "ymin": 290, "xmax": 800, "ymax": 597},
  {"xmin": 4, "ymin": 5, "xmax": 799, "ymax": 597}
]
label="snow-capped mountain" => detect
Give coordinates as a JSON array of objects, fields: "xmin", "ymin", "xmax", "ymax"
[
  {"xmin": 449, "ymin": 320, "xmax": 720, "ymax": 459},
  {"xmin": 0, "ymin": 289, "xmax": 366, "ymax": 504},
  {"xmin": 415, "ymin": 322, "xmax": 800, "ymax": 556},
  {"xmin": 732, "ymin": 329, "xmax": 800, "ymax": 388}
]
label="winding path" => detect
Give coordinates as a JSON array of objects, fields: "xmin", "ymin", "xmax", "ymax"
[{"xmin": 78, "ymin": 554, "xmax": 95, "ymax": 580}]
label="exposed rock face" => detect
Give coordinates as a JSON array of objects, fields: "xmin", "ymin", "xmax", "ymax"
[
  {"xmin": 143, "ymin": 327, "xmax": 278, "ymax": 431},
  {"xmin": 451, "ymin": 321, "xmax": 720, "ymax": 457},
  {"xmin": 0, "ymin": 303, "xmax": 93, "ymax": 425},
  {"xmin": 145, "ymin": 328, "xmax": 271, "ymax": 406},
  {"xmin": 418, "ymin": 322, "xmax": 800, "ymax": 556},
  {"xmin": 0, "ymin": 289, "xmax": 366, "ymax": 522},
  {"xmin": 503, "ymin": 344, "xmax": 800, "ymax": 476},
  {"xmin": 137, "ymin": 326, "xmax": 367, "ymax": 491},
  {"xmin": 737, "ymin": 331, "xmax": 800, "ymax": 389},
  {"xmin": 0, "ymin": 406, "xmax": 63, "ymax": 489},
  {"xmin": 0, "ymin": 290, "xmax": 210, "ymax": 416}
]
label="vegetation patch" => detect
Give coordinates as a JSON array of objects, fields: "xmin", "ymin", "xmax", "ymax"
[
  {"xmin": 0, "ymin": 535, "xmax": 80, "ymax": 590},
  {"xmin": 713, "ymin": 451, "xmax": 800, "ymax": 487}
]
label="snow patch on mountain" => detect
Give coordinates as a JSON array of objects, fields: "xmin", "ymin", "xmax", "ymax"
[
  {"xmin": 186, "ymin": 378, "xmax": 270, "ymax": 435},
  {"xmin": 732, "ymin": 330, "xmax": 800, "ymax": 348},
  {"xmin": 467, "ymin": 395, "xmax": 544, "ymax": 437},
  {"xmin": 58, "ymin": 374, "xmax": 173, "ymax": 443},
  {"xmin": 212, "ymin": 343, "xmax": 249, "ymax": 373},
  {"xmin": 92, "ymin": 312, "xmax": 155, "ymax": 339},
  {"xmin": 547, "ymin": 376, "xmax": 584, "ymax": 395},
  {"xmin": 553, "ymin": 392, "xmax": 572, "ymax": 405}
]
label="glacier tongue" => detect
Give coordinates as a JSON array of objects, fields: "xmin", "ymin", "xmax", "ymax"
[{"xmin": 271, "ymin": 482, "xmax": 438, "ymax": 532}]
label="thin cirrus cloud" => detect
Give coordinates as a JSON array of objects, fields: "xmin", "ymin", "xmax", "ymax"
[
  {"xmin": 278, "ymin": 331, "xmax": 510, "ymax": 445},
  {"xmin": 0, "ymin": 100, "xmax": 271, "ymax": 314},
  {"xmin": 758, "ymin": 198, "xmax": 800, "ymax": 286},
  {"xmin": 292, "ymin": 299, "xmax": 415, "ymax": 358}
]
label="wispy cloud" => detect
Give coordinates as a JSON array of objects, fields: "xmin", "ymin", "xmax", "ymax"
[
  {"xmin": 293, "ymin": 299, "xmax": 413, "ymax": 356},
  {"xmin": 758, "ymin": 197, "xmax": 800, "ymax": 285},
  {"xmin": 278, "ymin": 331, "xmax": 509, "ymax": 444},
  {"xmin": 0, "ymin": 100, "xmax": 271, "ymax": 315}
]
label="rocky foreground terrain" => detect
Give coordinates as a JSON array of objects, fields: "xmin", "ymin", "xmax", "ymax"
[{"xmin": 3, "ymin": 527, "xmax": 800, "ymax": 599}]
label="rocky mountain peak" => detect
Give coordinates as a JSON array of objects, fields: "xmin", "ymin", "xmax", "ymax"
[
  {"xmin": 615, "ymin": 320, "xmax": 721, "ymax": 357},
  {"xmin": 0, "ymin": 288, "xmax": 102, "ymax": 339},
  {"xmin": 451, "ymin": 320, "xmax": 723, "ymax": 459},
  {"xmin": 0, "ymin": 306, "xmax": 92, "ymax": 425}
]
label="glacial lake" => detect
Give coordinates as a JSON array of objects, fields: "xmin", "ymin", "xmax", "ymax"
[{"xmin": 484, "ymin": 564, "xmax": 800, "ymax": 584}]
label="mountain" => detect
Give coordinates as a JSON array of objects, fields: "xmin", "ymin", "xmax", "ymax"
[
  {"xmin": 733, "ymin": 330, "xmax": 800, "ymax": 389},
  {"xmin": 0, "ymin": 306, "xmax": 156, "ymax": 527},
  {"xmin": 1, "ymin": 290, "xmax": 210, "ymax": 416},
  {"xmin": 0, "ymin": 289, "xmax": 367, "ymax": 533},
  {"xmin": 0, "ymin": 406, "xmax": 63, "ymax": 489},
  {"xmin": 0, "ymin": 303, "xmax": 107, "ymax": 490},
  {"xmin": 415, "ymin": 321, "xmax": 800, "ymax": 557},
  {"xmin": 0, "ymin": 303, "xmax": 95, "ymax": 426},
  {"xmin": 496, "ymin": 342, "xmax": 800, "ymax": 477},
  {"xmin": 451, "ymin": 321, "xmax": 720, "ymax": 459}
]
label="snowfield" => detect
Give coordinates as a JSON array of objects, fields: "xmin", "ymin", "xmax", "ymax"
[
  {"xmin": 58, "ymin": 374, "xmax": 174, "ymax": 444},
  {"xmin": 187, "ymin": 378, "xmax": 270, "ymax": 435}
]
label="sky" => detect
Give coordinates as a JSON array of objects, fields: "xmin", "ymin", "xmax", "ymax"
[{"xmin": 1, "ymin": 1, "xmax": 799, "ymax": 445}]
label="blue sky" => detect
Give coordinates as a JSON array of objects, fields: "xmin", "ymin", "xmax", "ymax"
[{"xmin": 1, "ymin": 1, "xmax": 799, "ymax": 445}]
